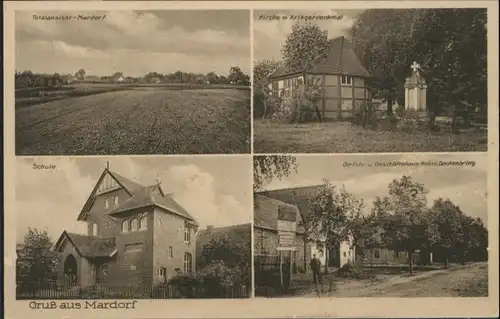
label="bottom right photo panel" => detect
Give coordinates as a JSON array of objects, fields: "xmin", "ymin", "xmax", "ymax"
[{"xmin": 253, "ymin": 153, "xmax": 488, "ymax": 298}]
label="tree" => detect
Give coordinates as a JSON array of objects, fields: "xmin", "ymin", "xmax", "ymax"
[
  {"xmin": 378, "ymin": 176, "xmax": 438, "ymax": 275},
  {"xmin": 349, "ymin": 9, "xmax": 420, "ymax": 114},
  {"xmin": 281, "ymin": 22, "xmax": 330, "ymax": 73},
  {"xmin": 75, "ymin": 68, "xmax": 86, "ymax": 80},
  {"xmin": 200, "ymin": 234, "xmax": 251, "ymax": 289},
  {"xmin": 206, "ymin": 72, "xmax": 218, "ymax": 84},
  {"xmin": 253, "ymin": 59, "xmax": 281, "ymax": 119},
  {"xmin": 306, "ymin": 180, "xmax": 364, "ymax": 273},
  {"xmin": 228, "ymin": 66, "xmax": 249, "ymax": 85},
  {"xmin": 253, "ymin": 156, "xmax": 297, "ymax": 191},
  {"xmin": 430, "ymin": 198, "xmax": 465, "ymax": 268},
  {"xmin": 410, "ymin": 9, "xmax": 487, "ymax": 131},
  {"xmin": 17, "ymin": 228, "xmax": 59, "ymax": 282}
]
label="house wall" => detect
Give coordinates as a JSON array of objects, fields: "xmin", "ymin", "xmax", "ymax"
[
  {"xmin": 86, "ymin": 188, "xmax": 131, "ymax": 237},
  {"xmin": 268, "ymin": 74, "xmax": 304, "ymax": 99},
  {"xmin": 96, "ymin": 208, "xmax": 154, "ymax": 287},
  {"xmin": 254, "ymin": 227, "xmax": 312, "ymax": 273},
  {"xmin": 360, "ymin": 248, "xmax": 411, "ymax": 266},
  {"xmin": 319, "ymin": 74, "xmax": 370, "ymax": 119},
  {"xmin": 269, "ymin": 73, "xmax": 370, "ymax": 120},
  {"xmin": 57, "ymin": 240, "xmax": 82, "ymax": 285},
  {"xmin": 152, "ymin": 208, "xmax": 196, "ymax": 284}
]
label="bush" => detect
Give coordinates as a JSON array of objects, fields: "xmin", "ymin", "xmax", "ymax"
[
  {"xmin": 351, "ymin": 101, "xmax": 378, "ymax": 129},
  {"xmin": 337, "ymin": 262, "xmax": 372, "ymax": 280}
]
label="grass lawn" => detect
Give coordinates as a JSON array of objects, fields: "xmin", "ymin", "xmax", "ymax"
[{"xmin": 253, "ymin": 119, "xmax": 488, "ymax": 153}]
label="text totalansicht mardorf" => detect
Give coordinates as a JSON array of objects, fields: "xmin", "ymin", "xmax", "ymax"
[{"xmin": 32, "ymin": 14, "xmax": 107, "ymax": 21}]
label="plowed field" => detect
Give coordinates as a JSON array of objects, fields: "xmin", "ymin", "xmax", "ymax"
[{"xmin": 15, "ymin": 88, "xmax": 250, "ymax": 155}]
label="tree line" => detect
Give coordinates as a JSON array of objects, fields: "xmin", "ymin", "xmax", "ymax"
[
  {"xmin": 15, "ymin": 66, "xmax": 250, "ymax": 89},
  {"xmin": 254, "ymin": 156, "xmax": 488, "ymax": 275},
  {"xmin": 253, "ymin": 9, "xmax": 487, "ymax": 126}
]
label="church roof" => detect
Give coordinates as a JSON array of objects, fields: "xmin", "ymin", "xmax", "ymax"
[
  {"xmin": 55, "ymin": 231, "xmax": 116, "ymax": 259},
  {"xmin": 108, "ymin": 184, "xmax": 198, "ymax": 226},
  {"xmin": 269, "ymin": 36, "xmax": 370, "ymax": 79}
]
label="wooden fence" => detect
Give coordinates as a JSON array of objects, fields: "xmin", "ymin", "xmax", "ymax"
[{"xmin": 16, "ymin": 280, "xmax": 248, "ymax": 300}]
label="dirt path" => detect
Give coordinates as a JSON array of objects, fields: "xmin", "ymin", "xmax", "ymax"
[{"xmin": 304, "ymin": 263, "xmax": 488, "ymax": 297}]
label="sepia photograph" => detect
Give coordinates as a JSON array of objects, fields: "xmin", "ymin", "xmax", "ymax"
[
  {"xmin": 253, "ymin": 9, "xmax": 488, "ymax": 153},
  {"xmin": 253, "ymin": 154, "xmax": 488, "ymax": 297},
  {"xmin": 15, "ymin": 157, "xmax": 252, "ymax": 299},
  {"xmin": 15, "ymin": 10, "xmax": 251, "ymax": 155}
]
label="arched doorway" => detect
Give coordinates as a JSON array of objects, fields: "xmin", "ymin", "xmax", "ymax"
[{"xmin": 63, "ymin": 255, "xmax": 78, "ymax": 286}]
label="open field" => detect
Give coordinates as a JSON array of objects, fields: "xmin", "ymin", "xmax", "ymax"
[
  {"xmin": 254, "ymin": 119, "xmax": 488, "ymax": 153},
  {"xmin": 257, "ymin": 262, "xmax": 488, "ymax": 298},
  {"xmin": 15, "ymin": 87, "xmax": 250, "ymax": 155}
]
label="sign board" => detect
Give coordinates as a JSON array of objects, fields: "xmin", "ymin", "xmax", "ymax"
[{"xmin": 277, "ymin": 205, "xmax": 297, "ymax": 250}]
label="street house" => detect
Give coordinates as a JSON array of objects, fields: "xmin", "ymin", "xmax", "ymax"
[
  {"xmin": 268, "ymin": 36, "xmax": 371, "ymax": 120},
  {"xmin": 254, "ymin": 185, "xmax": 355, "ymax": 273},
  {"xmin": 54, "ymin": 167, "xmax": 199, "ymax": 288}
]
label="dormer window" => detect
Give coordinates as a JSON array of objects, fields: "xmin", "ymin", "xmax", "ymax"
[
  {"xmin": 121, "ymin": 220, "xmax": 128, "ymax": 233},
  {"xmin": 341, "ymin": 75, "xmax": 352, "ymax": 86}
]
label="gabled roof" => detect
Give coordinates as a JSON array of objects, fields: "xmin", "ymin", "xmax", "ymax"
[
  {"xmin": 254, "ymin": 194, "xmax": 304, "ymax": 233},
  {"xmin": 108, "ymin": 184, "xmax": 198, "ymax": 226},
  {"xmin": 256, "ymin": 185, "xmax": 322, "ymax": 219},
  {"xmin": 269, "ymin": 36, "xmax": 370, "ymax": 79},
  {"xmin": 54, "ymin": 231, "xmax": 116, "ymax": 259},
  {"xmin": 77, "ymin": 168, "xmax": 145, "ymax": 221}
]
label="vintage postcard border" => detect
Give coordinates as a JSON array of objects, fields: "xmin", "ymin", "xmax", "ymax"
[{"xmin": 4, "ymin": 0, "xmax": 500, "ymax": 318}]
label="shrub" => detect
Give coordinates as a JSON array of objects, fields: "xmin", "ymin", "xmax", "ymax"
[
  {"xmin": 351, "ymin": 101, "xmax": 377, "ymax": 129},
  {"xmin": 337, "ymin": 262, "xmax": 372, "ymax": 280}
]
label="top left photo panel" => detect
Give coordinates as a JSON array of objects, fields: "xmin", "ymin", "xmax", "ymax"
[{"xmin": 14, "ymin": 10, "xmax": 251, "ymax": 155}]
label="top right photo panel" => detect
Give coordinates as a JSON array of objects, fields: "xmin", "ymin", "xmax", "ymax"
[{"xmin": 253, "ymin": 9, "xmax": 488, "ymax": 154}]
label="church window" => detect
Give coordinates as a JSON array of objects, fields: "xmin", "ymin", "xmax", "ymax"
[{"xmin": 341, "ymin": 75, "xmax": 352, "ymax": 85}]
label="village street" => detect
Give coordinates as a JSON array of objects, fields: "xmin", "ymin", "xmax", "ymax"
[{"xmin": 302, "ymin": 262, "xmax": 488, "ymax": 298}]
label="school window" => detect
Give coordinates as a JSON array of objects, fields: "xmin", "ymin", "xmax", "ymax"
[
  {"xmin": 341, "ymin": 75, "xmax": 352, "ymax": 86},
  {"xmin": 374, "ymin": 249, "xmax": 380, "ymax": 259},
  {"xmin": 121, "ymin": 220, "xmax": 129, "ymax": 233},
  {"xmin": 394, "ymin": 251, "xmax": 400, "ymax": 258},
  {"xmin": 105, "ymin": 198, "xmax": 109, "ymax": 209},
  {"xmin": 92, "ymin": 223, "xmax": 98, "ymax": 236},
  {"xmin": 139, "ymin": 215, "xmax": 147, "ymax": 231},
  {"xmin": 157, "ymin": 267, "xmax": 166, "ymax": 277},
  {"xmin": 184, "ymin": 253, "xmax": 192, "ymax": 274},
  {"xmin": 168, "ymin": 246, "xmax": 173, "ymax": 259},
  {"xmin": 102, "ymin": 265, "xmax": 109, "ymax": 276},
  {"xmin": 114, "ymin": 196, "xmax": 119, "ymax": 206},
  {"xmin": 184, "ymin": 227, "xmax": 190, "ymax": 244},
  {"xmin": 130, "ymin": 218, "xmax": 138, "ymax": 231}
]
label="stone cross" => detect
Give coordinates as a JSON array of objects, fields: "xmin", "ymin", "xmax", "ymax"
[{"xmin": 411, "ymin": 61, "xmax": 421, "ymax": 72}]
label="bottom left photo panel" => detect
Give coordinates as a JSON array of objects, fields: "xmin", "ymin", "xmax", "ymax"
[{"xmin": 14, "ymin": 156, "xmax": 253, "ymax": 300}]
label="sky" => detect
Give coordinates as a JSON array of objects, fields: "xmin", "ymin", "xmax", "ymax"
[
  {"xmin": 253, "ymin": 9, "xmax": 363, "ymax": 62},
  {"xmin": 15, "ymin": 156, "xmax": 252, "ymax": 243},
  {"xmin": 15, "ymin": 10, "xmax": 251, "ymax": 77},
  {"xmin": 262, "ymin": 153, "xmax": 488, "ymax": 225}
]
